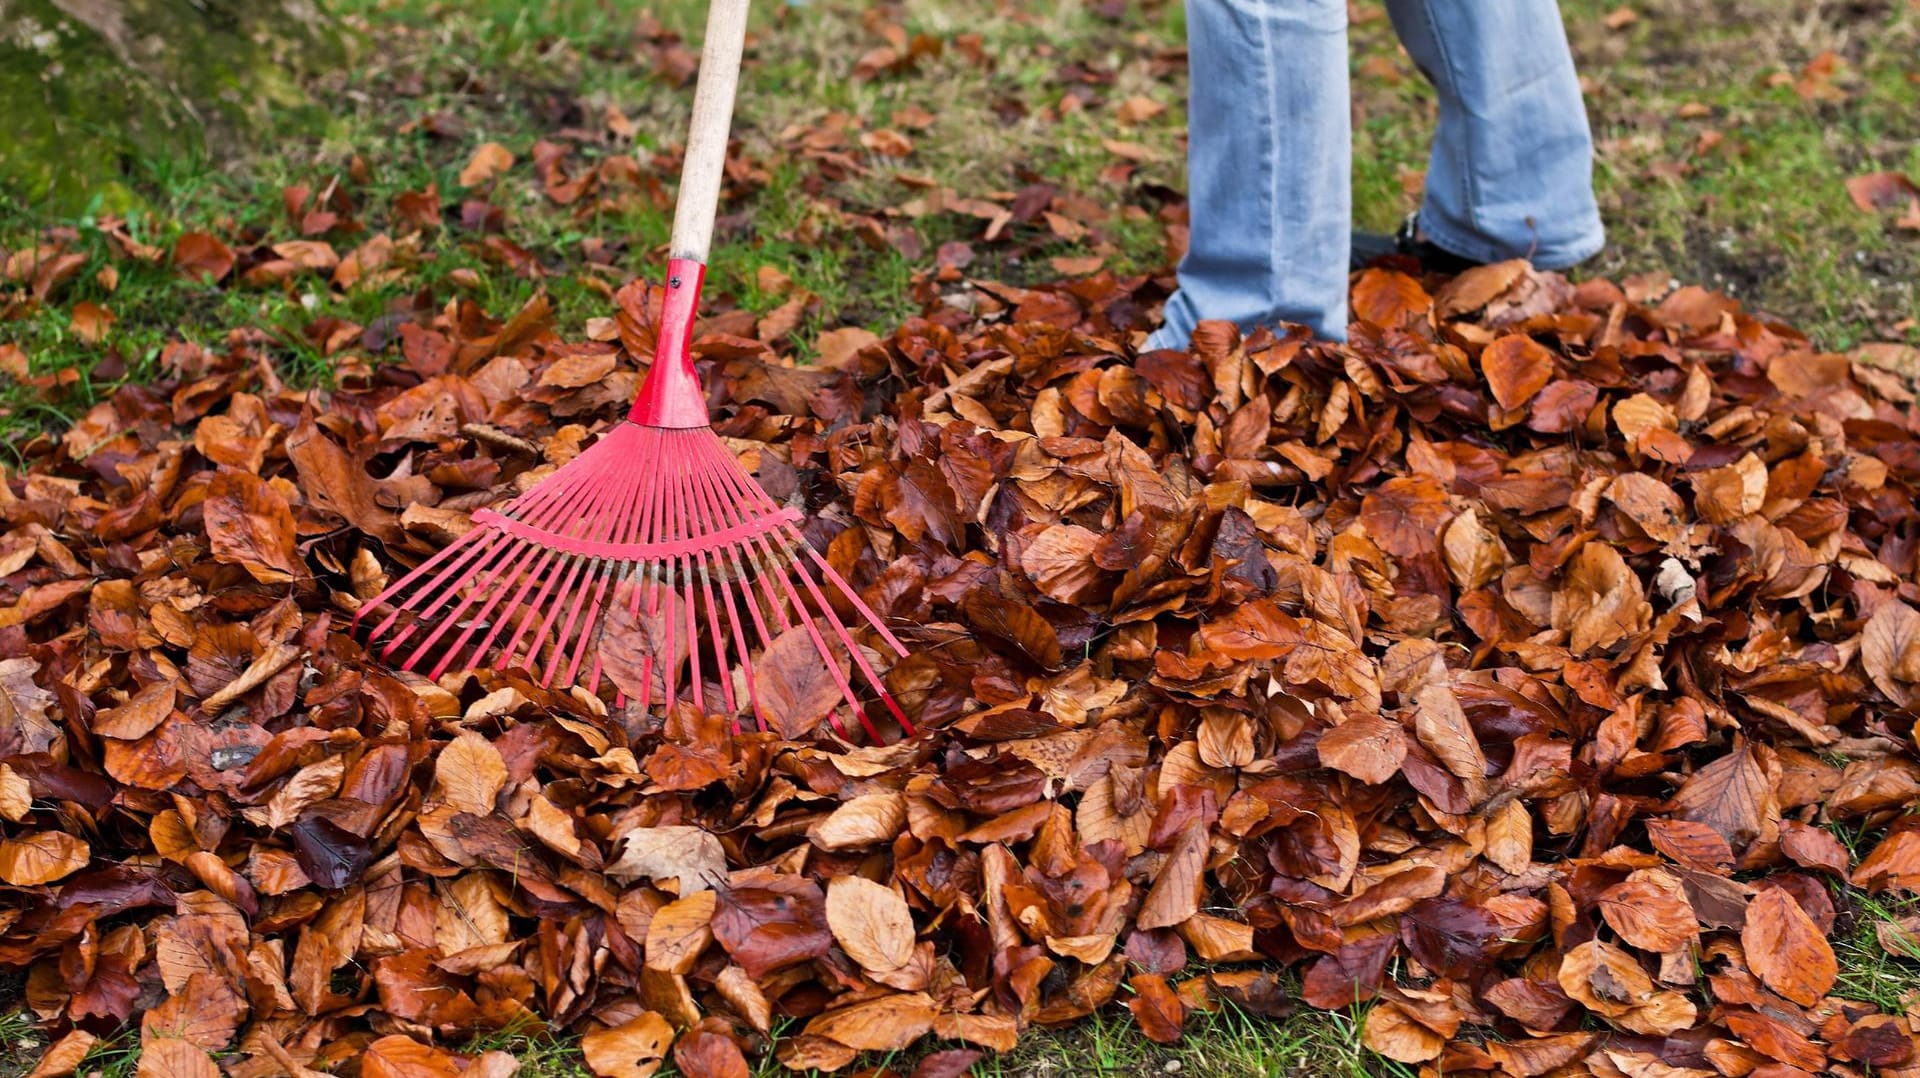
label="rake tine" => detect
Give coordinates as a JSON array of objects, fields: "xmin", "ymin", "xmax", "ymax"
[
  {"xmin": 802, "ymin": 542, "xmax": 908, "ymax": 656},
  {"xmin": 399, "ymin": 533, "xmax": 527, "ymax": 672},
  {"xmin": 675, "ymin": 435, "xmax": 738, "ymax": 714},
  {"xmin": 666, "ymin": 439, "xmax": 709, "ymax": 714},
  {"xmin": 365, "ymin": 527, "xmax": 502, "ymax": 651},
  {"xmin": 543, "ymin": 560, "xmax": 605, "ymax": 688},
  {"xmin": 502, "ymin": 443, "xmax": 639, "ymax": 672},
  {"xmin": 683, "ymin": 451, "xmax": 778, "ymax": 731},
  {"xmin": 587, "ymin": 429, "xmax": 661, "ymax": 695},
  {"xmin": 425, "ymin": 539, "xmax": 540, "ymax": 681},
  {"xmin": 682, "ymin": 438, "xmax": 880, "ymax": 737},
  {"xmin": 465, "ymin": 544, "xmax": 563, "ymax": 674},
  {"xmin": 538, "ymin": 481, "xmax": 627, "ymax": 688},
  {"xmin": 711, "ymin": 473, "xmax": 906, "ymax": 741},
  {"xmin": 388, "ymin": 461, "xmax": 576, "ymax": 668},
  {"xmin": 356, "ymin": 461, "xmax": 576, "ymax": 638}
]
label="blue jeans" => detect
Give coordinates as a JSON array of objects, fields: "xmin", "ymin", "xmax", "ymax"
[{"xmin": 1149, "ymin": 0, "xmax": 1606, "ymax": 347}]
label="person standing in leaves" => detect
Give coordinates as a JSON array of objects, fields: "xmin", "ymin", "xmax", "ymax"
[{"xmin": 1147, "ymin": 0, "xmax": 1607, "ymax": 349}]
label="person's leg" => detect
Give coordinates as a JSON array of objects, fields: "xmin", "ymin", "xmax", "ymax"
[
  {"xmin": 1382, "ymin": 0, "xmax": 1605, "ymax": 268},
  {"xmin": 1148, "ymin": 0, "xmax": 1351, "ymax": 350}
]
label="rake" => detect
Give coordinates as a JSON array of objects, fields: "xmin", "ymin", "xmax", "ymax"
[{"xmin": 355, "ymin": 0, "xmax": 913, "ymax": 743}]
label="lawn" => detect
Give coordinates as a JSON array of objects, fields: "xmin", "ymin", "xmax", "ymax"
[{"xmin": 1, "ymin": 0, "xmax": 1917, "ymax": 1075}]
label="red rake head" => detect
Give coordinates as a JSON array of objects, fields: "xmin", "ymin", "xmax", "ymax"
[{"xmin": 354, "ymin": 420, "xmax": 914, "ymax": 744}]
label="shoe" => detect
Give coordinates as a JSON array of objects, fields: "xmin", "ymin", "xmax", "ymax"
[{"xmin": 1350, "ymin": 213, "xmax": 1482, "ymax": 274}]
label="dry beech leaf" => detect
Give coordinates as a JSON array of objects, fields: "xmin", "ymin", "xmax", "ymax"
[
  {"xmin": 92, "ymin": 680, "xmax": 175, "ymax": 739},
  {"xmin": 1483, "ymin": 799, "xmax": 1532, "ymax": 874},
  {"xmin": 1363, "ymin": 1001, "xmax": 1445, "ymax": 1063},
  {"xmin": 645, "ymin": 890, "xmax": 718, "ymax": 975},
  {"xmin": 360, "ymin": 1036, "xmax": 465, "ymax": 1078},
  {"xmin": 808, "ymin": 792, "xmax": 906, "ymax": 851},
  {"xmin": 804, "ymin": 992, "xmax": 938, "ymax": 1052},
  {"xmin": 1742, "ymin": 886, "xmax": 1836, "ymax": 1005},
  {"xmin": 582, "ymin": 1013, "xmax": 674, "ymax": 1078},
  {"xmin": 0, "ymin": 831, "xmax": 89, "ymax": 885},
  {"xmin": 431, "ymin": 731, "xmax": 507, "ymax": 815},
  {"xmin": 1127, "ymin": 973, "xmax": 1186, "ymax": 1044},
  {"xmin": 608, "ymin": 826, "xmax": 728, "ymax": 892},
  {"xmin": 459, "ymin": 141, "xmax": 515, "ymax": 186},
  {"xmin": 1598, "ymin": 868, "xmax": 1697, "ymax": 953},
  {"xmin": 1317, "ymin": 713, "xmax": 1407, "ymax": 785},
  {"xmin": 826, "ymin": 875, "xmax": 915, "ymax": 973},
  {"xmin": 25, "ymin": 1031, "xmax": 96, "ymax": 1078},
  {"xmin": 1481, "ymin": 334, "xmax": 1554, "ymax": 410}
]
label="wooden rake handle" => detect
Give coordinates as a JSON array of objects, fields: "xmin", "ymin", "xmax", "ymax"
[{"xmin": 671, "ymin": 0, "xmax": 751, "ymax": 264}]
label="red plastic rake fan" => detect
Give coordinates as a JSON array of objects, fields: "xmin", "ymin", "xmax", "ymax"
[{"xmin": 355, "ymin": 0, "xmax": 913, "ymax": 743}]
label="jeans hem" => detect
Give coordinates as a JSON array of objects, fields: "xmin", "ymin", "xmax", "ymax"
[{"xmin": 1416, "ymin": 212, "xmax": 1606, "ymax": 271}]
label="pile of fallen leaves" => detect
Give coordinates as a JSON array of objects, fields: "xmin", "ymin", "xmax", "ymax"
[{"xmin": 6, "ymin": 255, "xmax": 1920, "ymax": 1078}]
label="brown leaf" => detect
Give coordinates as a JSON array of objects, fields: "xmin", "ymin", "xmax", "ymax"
[
  {"xmin": 1742, "ymin": 886, "xmax": 1837, "ymax": 1005},
  {"xmin": 1021, "ymin": 524, "xmax": 1105, "ymax": 604},
  {"xmin": 1442, "ymin": 508, "xmax": 1505, "ymax": 591},
  {"xmin": 1127, "ymin": 973, "xmax": 1186, "ymax": 1044},
  {"xmin": 582, "ymin": 1013, "xmax": 674, "ymax": 1078},
  {"xmin": 673, "ymin": 1031, "xmax": 750, "ymax": 1078},
  {"xmin": 1317, "ymin": 713, "xmax": 1407, "ymax": 785},
  {"xmin": 203, "ymin": 470, "xmax": 301, "ymax": 584},
  {"xmin": 1350, "ymin": 269, "xmax": 1432, "ymax": 326},
  {"xmin": 808, "ymin": 792, "xmax": 907, "ymax": 851},
  {"xmin": 92, "ymin": 680, "xmax": 175, "ymax": 739},
  {"xmin": 540, "ymin": 352, "xmax": 618, "ymax": 388},
  {"xmin": 288, "ymin": 413, "xmax": 401, "ymax": 544},
  {"xmin": 645, "ymin": 890, "xmax": 717, "ymax": 974},
  {"xmin": 804, "ymin": 992, "xmax": 938, "ymax": 1052},
  {"xmin": 361, "ymin": 1036, "xmax": 464, "ymax": 1078},
  {"xmin": 431, "ymin": 731, "xmax": 507, "ymax": 815},
  {"xmin": 1362, "ymin": 1001, "xmax": 1445, "ymax": 1063},
  {"xmin": 755, "ymin": 625, "xmax": 845, "ymax": 738},
  {"xmin": 826, "ymin": 875, "xmax": 915, "ymax": 973},
  {"xmin": 0, "ymin": 657, "xmax": 59, "ymax": 754},
  {"xmin": 608, "ymin": 826, "xmax": 728, "ymax": 893},
  {"xmin": 1412, "ymin": 682, "xmax": 1487, "ymax": 787},
  {"xmin": 1669, "ymin": 740, "xmax": 1776, "ymax": 851},
  {"xmin": 1361, "ymin": 476, "xmax": 1452, "ymax": 557},
  {"xmin": 712, "ymin": 884, "xmax": 832, "ymax": 980},
  {"xmin": 1862, "ymin": 600, "xmax": 1920, "ymax": 707},
  {"xmin": 69, "ymin": 301, "xmax": 114, "ymax": 344},
  {"xmin": 1137, "ymin": 823, "xmax": 1207, "ymax": 930},
  {"xmin": 1483, "ymin": 799, "xmax": 1532, "ymax": 875},
  {"xmin": 173, "ymin": 232, "xmax": 235, "ymax": 281},
  {"xmin": 459, "ymin": 141, "xmax": 516, "ymax": 186},
  {"xmin": 1481, "ymin": 334, "xmax": 1555, "ymax": 410},
  {"xmin": 1846, "ymin": 171, "xmax": 1920, "ymax": 213},
  {"xmin": 1598, "ymin": 869, "xmax": 1697, "ymax": 953},
  {"xmin": 1197, "ymin": 598, "xmax": 1302, "ymax": 661},
  {"xmin": 0, "ymin": 831, "xmax": 89, "ymax": 885},
  {"xmin": 1552, "ymin": 542, "xmax": 1650, "ymax": 655},
  {"xmin": 24, "ymin": 1031, "xmax": 95, "ymax": 1078}
]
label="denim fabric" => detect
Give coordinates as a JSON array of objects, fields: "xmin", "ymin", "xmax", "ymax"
[{"xmin": 1148, "ymin": 0, "xmax": 1606, "ymax": 348}]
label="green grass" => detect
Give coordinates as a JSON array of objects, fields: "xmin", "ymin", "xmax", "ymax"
[
  {"xmin": 460, "ymin": 998, "xmax": 1397, "ymax": 1078},
  {"xmin": 0, "ymin": 1009, "xmax": 42, "ymax": 1078},
  {"xmin": 1834, "ymin": 889, "xmax": 1920, "ymax": 1011}
]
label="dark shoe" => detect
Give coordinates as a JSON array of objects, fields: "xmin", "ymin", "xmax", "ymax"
[{"xmin": 1350, "ymin": 213, "xmax": 1482, "ymax": 274}]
